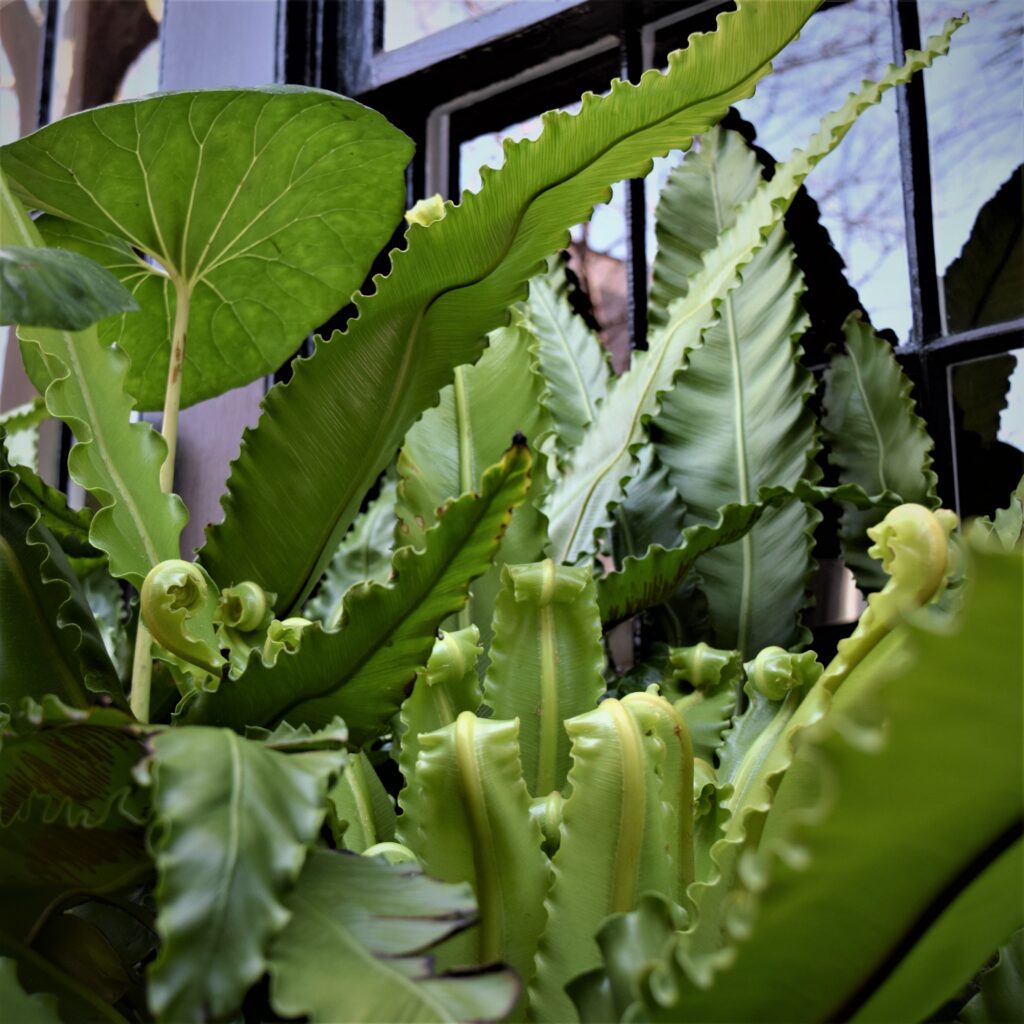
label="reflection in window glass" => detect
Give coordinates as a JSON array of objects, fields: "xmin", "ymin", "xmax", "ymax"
[
  {"xmin": 729, "ymin": 0, "xmax": 911, "ymax": 341},
  {"xmin": 921, "ymin": 0, "xmax": 1023, "ymax": 332},
  {"xmin": 51, "ymin": 0, "xmax": 161, "ymax": 120},
  {"xmin": 949, "ymin": 348, "xmax": 1024, "ymax": 518},
  {"xmin": 384, "ymin": 0, "xmax": 515, "ymax": 52},
  {"xmin": 0, "ymin": 0, "xmax": 46, "ymax": 145},
  {"xmin": 460, "ymin": 107, "xmax": 630, "ymax": 367}
]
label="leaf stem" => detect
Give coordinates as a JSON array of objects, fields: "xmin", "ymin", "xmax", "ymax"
[
  {"xmin": 129, "ymin": 622, "xmax": 154, "ymax": 723},
  {"xmin": 160, "ymin": 282, "xmax": 191, "ymax": 493},
  {"xmin": 131, "ymin": 279, "xmax": 191, "ymax": 722}
]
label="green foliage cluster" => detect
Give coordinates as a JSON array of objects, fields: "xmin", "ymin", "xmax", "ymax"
[{"xmin": 1, "ymin": 3, "xmax": 1020, "ymax": 1022}]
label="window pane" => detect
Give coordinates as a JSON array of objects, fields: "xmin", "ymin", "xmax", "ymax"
[
  {"xmin": 949, "ymin": 348, "xmax": 1024, "ymax": 518},
  {"xmin": 921, "ymin": 0, "xmax": 1024, "ymax": 332},
  {"xmin": 730, "ymin": 0, "xmax": 912, "ymax": 342},
  {"xmin": 384, "ymin": 0, "xmax": 515, "ymax": 52}
]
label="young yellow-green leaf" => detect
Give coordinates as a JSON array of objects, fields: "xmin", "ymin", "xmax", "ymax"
[
  {"xmin": 1, "ymin": 88, "xmax": 413, "ymax": 410},
  {"xmin": 547, "ymin": 24, "xmax": 962, "ymax": 565},
  {"xmin": 267, "ymin": 849, "xmax": 519, "ymax": 1024},
  {"xmin": 637, "ymin": 539, "xmax": 1023, "ymax": 1023},
  {"xmin": 403, "ymin": 713, "xmax": 548, "ymax": 995},
  {"xmin": 327, "ymin": 751, "xmax": 395, "ymax": 852},
  {"xmin": 530, "ymin": 697, "xmax": 678, "ymax": 1023},
  {"xmin": 483, "ymin": 559, "xmax": 605, "ymax": 796},
  {"xmin": 0, "ymin": 173, "xmax": 185, "ymax": 586},
  {"xmin": 0, "ymin": 245, "xmax": 137, "ymax": 330},
  {"xmin": 186, "ymin": 444, "xmax": 532, "ymax": 744},
  {"xmin": 822, "ymin": 313, "xmax": 939, "ymax": 592},
  {"xmin": 199, "ymin": 0, "xmax": 821, "ymax": 616},
  {"xmin": 147, "ymin": 726, "xmax": 344, "ymax": 1023},
  {"xmin": 395, "ymin": 626, "xmax": 483, "ymax": 818}
]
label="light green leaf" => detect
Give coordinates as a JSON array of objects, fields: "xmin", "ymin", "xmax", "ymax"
[
  {"xmin": 395, "ymin": 626, "xmax": 483, "ymax": 817},
  {"xmin": 597, "ymin": 501, "xmax": 765, "ymax": 627},
  {"xmin": 0, "ymin": 245, "xmax": 137, "ymax": 330},
  {"xmin": 0, "ymin": 172, "xmax": 185, "ymax": 586},
  {"xmin": 651, "ymin": 128, "xmax": 817, "ymax": 655},
  {"xmin": 267, "ymin": 849, "xmax": 519, "ymax": 1024},
  {"xmin": 635, "ymin": 539, "xmax": 1023, "ymax": 1023},
  {"xmin": 147, "ymin": 726, "xmax": 344, "ymax": 1023},
  {"xmin": 198, "ymin": 0, "xmax": 821, "ymax": 615},
  {"xmin": 2, "ymin": 88, "xmax": 413, "ymax": 410},
  {"xmin": 304, "ymin": 477, "xmax": 398, "ymax": 629},
  {"xmin": 328, "ymin": 751, "xmax": 395, "ymax": 852},
  {"xmin": 530, "ymin": 697, "xmax": 679, "ymax": 1023},
  {"xmin": 1, "ymin": 453, "xmax": 122, "ymax": 708},
  {"xmin": 402, "ymin": 713, "xmax": 548, "ymax": 993},
  {"xmin": 822, "ymin": 313, "xmax": 939, "ymax": 592},
  {"xmin": 186, "ymin": 444, "xmax": 532, "ymax": 744},
  {"xmin": 521, "ymin": 268, "xmax": 611, "ymax": 458},
  {"xmin": 0, "ymin": 958, "xmax": 61, "ymax": 1022},
  {"xmin": 483, "ymin": 560, "xmax": 605, "ymax": 796},
  {"xmin": 547, "ymin": 27, "xmax": 963, "ymax": 566}
]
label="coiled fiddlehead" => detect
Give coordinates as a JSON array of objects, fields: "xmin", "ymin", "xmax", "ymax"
[
  {"xmin": 818, "ymin": 503, "xmax": 957, "ymax": 694},
  {"xmin": 141, "ymin": 560, "xmax": 226, "ymax": 677}
]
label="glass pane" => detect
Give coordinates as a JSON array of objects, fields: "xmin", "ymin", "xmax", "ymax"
[
  {"xmin": 728, "ymin": 0, "xmax": 912, "ymax": 342},
  {"xmin": 921, "ymin": 0, "xmax": 1024, "ymax": 332},
  {"xmin": 459, "ymin": 106, "xmax": 631, "ymax": 369},
  {"xmin": 949, "ymin": 348, "xmax": 1024, "ymax": 518},
  {"xmin": 384, "ymin": 0, "xmax": 515, "ymax": 52}
]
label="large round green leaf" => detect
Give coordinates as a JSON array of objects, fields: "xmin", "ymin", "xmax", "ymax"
[{"xmin": 1, "ymin": 87, "xmax": 413, "ymax": 409}]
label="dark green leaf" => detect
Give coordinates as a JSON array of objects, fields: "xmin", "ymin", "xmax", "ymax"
[
  {"xmin": 1, "ymin": 451, "xmax": 123, "ymax": 708},
  {"xmin": 187, "ymin": 444, "xmax": 532, "ymax": 744},
  {"xmin": 147, "ymin": 726, "xmax": 344, "ymax": 1023},
  {"xmin": 198, "ymin": 1, "xmax": 820, "ymax": 615},
  {"xmin": 0, "ymin": 245, "xmax": 137, "ymax": 330},
  {"xmin": 597, "ymin": 502, "xmax": 766, "ymax": 627},
  {"xmin": 652, "ymin": 127, "xmax": 817, "ymax": 656},
  {"xmin": 822, "ymin": 313, "xmax": 938, "ymax": 592}
]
